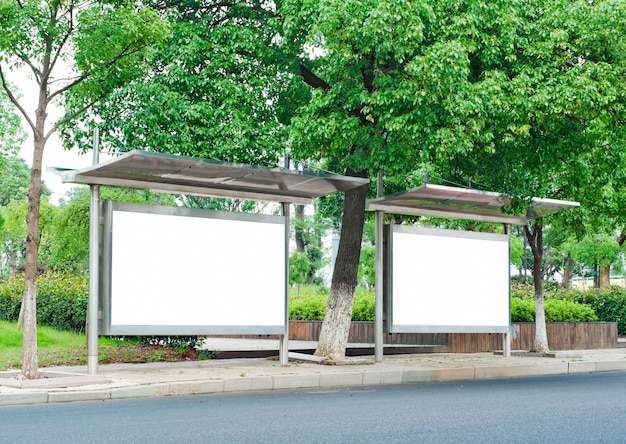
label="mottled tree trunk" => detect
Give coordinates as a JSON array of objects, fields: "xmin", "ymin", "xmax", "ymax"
[
  {"xmin": 599, "ymin": 266, "xmax": 611, "ymax": 288},
  {"xmin": 525, "ymin": 219, "xmax": 549, "ymax": 354},
  {"xmin": 562, "ymin": 254, "xmax": 573, "ymax": 290},
  {"xmin": 21, "ymin": 83, "xmax": 47, "ymax": 379},
  {"xmin": 315, "ymin": 171, "xmax": 368, "ymax": 360},
  {"xmin": 294, "ymin": 204, "xmax": 305, "ymax": 253}
]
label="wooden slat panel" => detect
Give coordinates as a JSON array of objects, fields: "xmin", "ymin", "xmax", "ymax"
[{"xmin": 287, "ymin": 321, "xmax": 622, "ymax": 352}]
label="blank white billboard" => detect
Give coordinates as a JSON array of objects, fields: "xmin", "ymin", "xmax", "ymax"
[
  {"xmin": 386, "ymin": 225, "xmax": 510, "ymax": 333},
  {"xmin": 101, "ymin": 202, "xmax": 286, "ymax": 335}
]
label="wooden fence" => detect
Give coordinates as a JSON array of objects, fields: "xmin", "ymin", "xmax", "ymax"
[{"xmin": 288, "ymin": 321, "xmax": 624, "ymax": 353}]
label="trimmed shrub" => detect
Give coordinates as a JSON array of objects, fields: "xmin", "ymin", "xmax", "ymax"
[
  {"xmin": 0, "ymin": 271, "xmax": 88, "ymax": 332},
  {"xmin": 289, "ymin": 294, "xmax": 327, "ymax": 320},
  {"xmin": 0, "ymin": 275, "xmax": 23, "ymax": 321},
  {"xmin": 511, "ymin": 297, "xmax": 598, "ymax": 323},
  {"xmin": 511, "ymin": 298, "xmax": 535, "ymax": 322},
  {"xmin": 563, "ymin": 286, "xmax": 626, "ymax": 334},
  {"xmin": 352, "ymin": 292, "xmax": 375, "ymax": 321},
  {"xmin": 288, "ymin": 289, "xmax": 376, "ymax": 321}
]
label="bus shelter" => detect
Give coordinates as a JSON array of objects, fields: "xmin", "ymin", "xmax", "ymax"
[
  {"xmin": 366, "ymin": 183, "xmax": 579, "ymax": 362},
  {"xmin": 50, "ymin": 148, "xmax": 368, "ymax": 374}
]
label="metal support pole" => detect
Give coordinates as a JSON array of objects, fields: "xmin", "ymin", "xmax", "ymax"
[
  {"xmin": 375, "ymin": 169, "xmax": 384, "ymax": 363},
  {"xmin": 88, "ymin": 128, "xmax": 100, "ymax": 375},
  {"xmin": 503, "ymin": 223, "xmax": 512, "ymax": 357},
  {"xmin": 280, "ymin": 201, "xmax": 290, "ymax": 365}
]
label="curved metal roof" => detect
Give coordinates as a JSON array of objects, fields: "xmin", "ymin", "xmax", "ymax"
[
  {"xmin": 48, "ymin": 150, "xmax": 369, "ymax": 204},
  {"xmin": 366, "ymin": 183, "xmax": 579, "ymax": 224}
]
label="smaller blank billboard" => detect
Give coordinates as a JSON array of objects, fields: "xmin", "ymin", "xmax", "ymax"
[
  {"xmin": 101, "ymin": 202, "xmax": 286, "ymax": 335},
  {"xmin": 385, "ymin": 225, "xmax": 510, "ymax": 333}
]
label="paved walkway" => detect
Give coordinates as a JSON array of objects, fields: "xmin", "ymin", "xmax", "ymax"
[{"xmin": 2, "ymin": 338, "xmax": 626, "ymax": 406}]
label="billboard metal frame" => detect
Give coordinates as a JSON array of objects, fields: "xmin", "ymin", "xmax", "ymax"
[
  {"xmin": 100, "ymin": 201, "xmax": 289, "ymax": 336},
  {"xmin": 384, "ymin": 225, "xmax": 511, "ymax": 334}
]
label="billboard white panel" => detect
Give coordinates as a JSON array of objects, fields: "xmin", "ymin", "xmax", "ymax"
[
  {"xmin": 386, "ymin": 225, "xmax": 510, "ymax": 333},
  {"xmin": 102, "ymin": 202, "xmax": 286, "ymax": 335}
]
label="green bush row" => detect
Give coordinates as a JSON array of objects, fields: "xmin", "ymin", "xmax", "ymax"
[
  {"xmin": 561, "ymin": 287, "xmax": 626, "ymax": 334},
  {"xmin": 288, "ymin": 289, "xmax": 375, "ymax": 321},
  {"xmin": 0, "ymin": 271, "xmax": 88, "ymax": 332},
  {"xmin": 511, "ymin": 298, "xmax": 598, "ymax": 323},
  {"xmin": 512, "ymin": 283, "xmax": 626, "ymax": 334}
]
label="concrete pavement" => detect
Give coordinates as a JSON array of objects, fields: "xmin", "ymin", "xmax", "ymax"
[{"xmin": 2, "ymin": 338, "xmax": 626, "ymax": 406}]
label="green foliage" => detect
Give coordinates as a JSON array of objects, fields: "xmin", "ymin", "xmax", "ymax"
[
  {"xmin": 509, "ymin": 235, "xmax": 524, "ymax": 269},
  {"xmin": 0, "ymin": 272, "xmax": 88, "ymax": 332},
  {"xmin": 357, "ymin": 245, "xmax": 375, "ymax": 288},
  {"xmin": 292, "ymin": 209, "xmax": 329, "ymax": 285},
  {"xmin": 510, "ymin": 298, "xmax": 535, "ymax": 323},
  {"xmin": 0, "ymin": 273, "xmax": 22, "ymax": 321},
  {"xmin": 0, "ymin": 89, "xmax": 26, "ymax": 159},
  {"xmin": 289, "ymin": 294, "xmax": 327, "ymax": 321},
  {"xmin": 0, "ymin": 156, "xmax": 30, "ymax": 206},
  {"xmin": 288, "ymin": 287, "xmax": 375, "ymax": 321},
  {"xmin": 510, "ymin": 297, "xmax": 598, "ymax": 323},
  {"xmin": 567, "ymin": 233, "xmax": 622, "ymax": 269},
  {"xmin": 563, "ymin": 286, "xmax": 626, "ymax": 335},
  {"xmin": 67, "ymin": 2, "xmax": 290, "ymax": 167},
  {"xmin": 289, "ymin": 252, "xmax": 310, "ymax": 287},
  {"xmin": 352, "ymin": 291, "xmax": 375, "ymax": 321},
  {"xmin": 127, "ymin": 335, "xmax": 206, "ymax": 351},
  {"xmin": 0, "ymin": 198, "xmax": 58, "ymax": 278}
]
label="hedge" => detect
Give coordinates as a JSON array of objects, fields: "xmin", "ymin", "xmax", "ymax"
[
  {"xmin": 288, "ymin": 290, "xmax": 375, "ymax": 321},
  {"xmin": 0, "ymin": 272, "xmax": 88, "ymax": 332},
  {"xmin": 561, "ymin": 286, "xmax": 626, "ymax": 334},
  {"xmin": 511, "ymin": 297, "xmax": 598, "ymax": 323}
]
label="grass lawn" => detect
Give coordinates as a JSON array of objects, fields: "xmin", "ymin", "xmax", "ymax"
[{"xmin": 0, "ymin": 320, "xmax": 207, "ymax": 371}]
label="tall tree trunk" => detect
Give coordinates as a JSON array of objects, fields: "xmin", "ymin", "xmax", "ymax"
[
  {"xmin": 562, "ymin": 253, "xmax": 574, "ymax": 290},
  {"xmin": 524, "ymin": 219, "xmax": 549, "ymax": 354},
  {"xmin": 599, "ymin": 266, "xmax": 611, "ymax": 288},
  {"xmin": 294, "ymin": 204, "xmax": 305, "ymax": 253},
  {"xmin": 315, "ymin": 169, "xmax": 368, "ymax": 360},
  {"xmin": 21, "ymin": 133, "xmax": 44, "ymax": 379},
  {"xmin": 21, "ymin": 79, "xmax": 48, "ymax": 379}
]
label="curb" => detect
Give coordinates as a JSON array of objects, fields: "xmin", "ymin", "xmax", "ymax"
[{"xmin": 3, "ymin": 359, "xmax": 626, "ymax": 407}]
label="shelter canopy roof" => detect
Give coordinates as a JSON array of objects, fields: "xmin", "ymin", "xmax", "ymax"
[
  {"xmin": 366, "ymin": 183, "xmax": 579, "ymax": 224},
  {"xmin": 48, "ymin": 150, "xmax": 368, "ymax": 204}
]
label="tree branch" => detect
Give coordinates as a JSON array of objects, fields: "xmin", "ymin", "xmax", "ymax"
[
  {"xmin": 45, "ymin": 95, "xmax": 102, "ymax": 142},
  {"xmin": 361, "ymin": 49, "xmax": 376, "ymax": 94},
  {"xmin": 299, "ymin": 63, "xmax": 330, "ymax": 91},
  {"xmin": 0, "ymin": 65, "xmax": 36, "ymax": 133}
]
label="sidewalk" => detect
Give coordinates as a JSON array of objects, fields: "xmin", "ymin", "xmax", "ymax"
[{"xmin": 2, "ymin": 338, "xmax": 626, "ymax": 407}]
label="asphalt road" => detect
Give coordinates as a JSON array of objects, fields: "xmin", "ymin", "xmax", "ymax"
[{"xmin": 2, "ymin": 372, "xmax": 626, "ymax": 443}]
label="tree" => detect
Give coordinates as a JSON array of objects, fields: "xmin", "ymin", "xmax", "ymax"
[
  {"xmin": 292, "ymin": 205, "xmax": 329, "ymax": 285},
  {"xmin": 442, "ymin": 0, "xmax": 626, "ymax": 352},
  {"xmin": 0, "ymin": 0, "xmax": 168, "ymax": 378},
  {"xmin": 281, "ymin": 0, "xmax": 528, "ymax": 359},
  {"xmin": 289, "ymin": 251, "xmax": 309, "ymax": 292},
  {"xmin": 63, "ymin": 1, "xmax": 293, "ymax": 167},
  {"xmin": 567, "ymin": 233, "xmax": 622, "ymax": 288},
  {"xmin": 0, "ymin": 198, "xmax": 57, "ymax": 280},
  {"xmin": 0, "ymin": 85, "xmax": 25, "ymax": 160},
  {"xmin": 0, "ymin": 156, "xmax": 31, "ymax": 207}
]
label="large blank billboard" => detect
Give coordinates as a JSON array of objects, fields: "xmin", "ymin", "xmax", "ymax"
[
  {"xmin": 101, "ymin": 202, "xmax": 287, "ymax": 335},
  {"xmin": 384, "ymin": 225, "xmax": 510, "ymax": 333}
]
